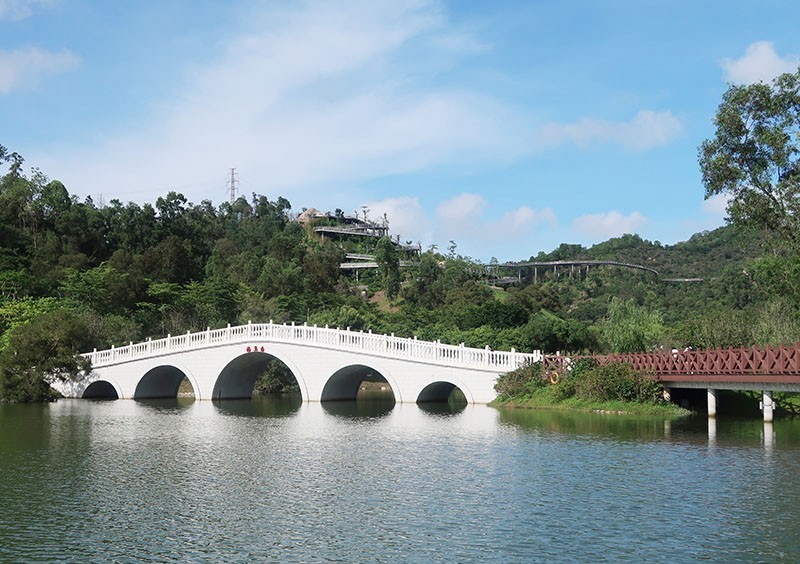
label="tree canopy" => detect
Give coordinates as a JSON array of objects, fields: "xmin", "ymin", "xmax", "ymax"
[{"xmin": 699, "ymin": 68, "xmax": 800, "ymax": 246}]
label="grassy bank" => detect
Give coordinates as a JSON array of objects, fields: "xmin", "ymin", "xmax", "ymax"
[
  {"xmin": 491, "ymin": 387, "xmax": 690, "ymax": 416},
  {"xmin": 491, "ymin": 359, "xmax": 690, "ymax": 417}
]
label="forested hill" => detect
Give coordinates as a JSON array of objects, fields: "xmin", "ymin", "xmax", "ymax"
[
  {"xmin": 0, "ymin": 144, "xmax": 797, "ymax": 401},
  {"xmin": 528, "ymin": 226, "xmax": 763, "ymax": 281}
]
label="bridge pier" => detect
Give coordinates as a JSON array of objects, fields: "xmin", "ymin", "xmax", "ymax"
[
  {"xmin": 761, "ymin": 391, "xmax": 775, "ymax": 423},
  {"xmin": 707, "ymin": 389, "xmax": 717, "ymax": 418}
]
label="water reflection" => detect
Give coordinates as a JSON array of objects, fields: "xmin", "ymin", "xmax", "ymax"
[
  {"xmin": 4, "ymin": 400, "xmax": 800, "ymax": 562},
  {"xmin": 708, "ymin": 416, "xmax": 717, "ymax": 446},
  {"xmin": 416, "ymin": 401, "xmax": 466, "ymax": 416},
  {"xmin": 213, "ymin": 394, "xmax": 302, "ymax": 417},
  {"xmin": 134, "ymin": 397, "xmax": 197, "ymax": 412},
  {"xmin": 763, "ymin": 421, "xmax": 775, "ymax": 453},
  {"xmin": 321, "ymin": 396, "xmax": 395, "ymax": 418},
  {"xmin": 496, "ymin": 407, "xmax": 696, "ymax": 442}
]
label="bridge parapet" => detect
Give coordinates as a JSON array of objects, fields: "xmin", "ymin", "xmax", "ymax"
[
  {"xmin": 544, "ymin": 343, "xmax": 800, "ymax": 381},
  {"xmin": 84, "ymin": 321, "xmax": 540, "ymax": 372}
]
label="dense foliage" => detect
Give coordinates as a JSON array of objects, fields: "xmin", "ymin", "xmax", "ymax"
[
  {"xmin": 493, "ymin": 358, "xmax": 673, "ymax": 413},
  {"xmin": 699, "ymin": 68, "xmax": 800, "ymax": 247},
  {"xmin": 3, "ymin": 122, "xmax": 800, "ymax": 401}
]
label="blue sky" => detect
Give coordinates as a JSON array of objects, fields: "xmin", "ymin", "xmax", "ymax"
[{"xmin": 2, "ymin": 0, "xmax": 799, "ymax": 261}]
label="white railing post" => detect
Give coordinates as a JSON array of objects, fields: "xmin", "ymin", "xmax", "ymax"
[
  {"xmin": 226, "ymin": 324, "xmax": 231, "ymax": 341},
  {"xmin": 247, "ymin": 320, "xmax": 252, "ymax": 339},
  {"xmin": 205, "ymin": 328, "xmax": 210, "ymax": 345},
  {"xmin": 485, "ymin": 345, "xmax": 491, "ymax": 366},
  {"xmin": 166, "ymin": 334, "xmax": 171, "ymax": 351},
  {"xmin": 111, "ymin": 344, "xmax": 116, "ymax": 362},
  {"xmin": 511, "ymin": 347, "xmax": 517, "ymax": 369}
]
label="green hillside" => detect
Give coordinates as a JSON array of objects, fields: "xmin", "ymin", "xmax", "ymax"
[{"xmin": 0, "ymin": 145, "xmax": 797, "ymax": 401}]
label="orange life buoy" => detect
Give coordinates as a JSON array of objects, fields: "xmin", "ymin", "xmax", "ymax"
[{"xmin": 549, "ymin": 371, "xmax": 560, "ymax": 384}]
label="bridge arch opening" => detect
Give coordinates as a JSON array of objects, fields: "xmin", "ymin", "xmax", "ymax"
[
  {"xmin": 213, "ymin": 352, "xmax": 300, "ymax": 401},
  {"xmin": 135, "ymin": 366, "xmax": 194, "ymax": 399},
  {"xmin": 321, "ymin": 364, "xmax": 395, "ymax": 404},
  {"xmin": 417, "ymin": 381, "xmax": 468, "ymax": 409},
  {"xmin": 82, "ymin": 380, "xmax": 119, "ymax": 399}
]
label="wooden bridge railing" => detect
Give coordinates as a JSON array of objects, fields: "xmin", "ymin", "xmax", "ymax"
[{"xmin": 543, "ymin": 343, "xmax": 800, "ymax": 378}]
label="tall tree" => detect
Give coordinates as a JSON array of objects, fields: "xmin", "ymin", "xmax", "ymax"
[
  {"xmin": 699, "ymin": 68, "xmax": 800, "ymax": 246},
  {"xmin": 374, "ymin": 236, "xmax": 401, "ymax": 299}
]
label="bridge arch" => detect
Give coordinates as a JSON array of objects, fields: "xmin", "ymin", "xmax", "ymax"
[
  {"xmin": 416, "ymin": 380, "xmax": 470, "ymax": 404},
  {"xmin": 211, "ymin": 350, "xmax": 308, "ymax": 401},
  {"xmin": 82, "ymin": 379, "xmax": 122, "ymax": 399},
  {"xmin": 321, "ymin": 363, "xmax": 401, "ymax": 402},
  {"xmin": 135, "ymin": 363, "xmax": 199, "ymax": 400}
]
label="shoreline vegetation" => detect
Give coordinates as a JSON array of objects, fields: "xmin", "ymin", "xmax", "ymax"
[{"xmin": 491, "ymin": 360, "xmax": 690, "ymax": 417}]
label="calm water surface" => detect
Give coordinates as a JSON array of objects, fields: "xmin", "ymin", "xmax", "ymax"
[{"xmin": 1, "ymin": 397, "xmax": 799, "ymax": 562}]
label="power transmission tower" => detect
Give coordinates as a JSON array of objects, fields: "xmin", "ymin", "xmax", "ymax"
[{"xmin": 227, "ymin": 168, "xmax": 239, "ymax": 203}]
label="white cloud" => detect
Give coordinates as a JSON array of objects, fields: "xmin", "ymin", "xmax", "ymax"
[
  {"xmin": 701, "ymin": 193, "xmax": 731, "ymax": 217},
  {"xmin": 573, "ymin": 210, "xmax": 647, "ymax": 238},
  {"xmin": 0, "ymin": 0, "xmax": 51, "ymax": 21},
  {"xmin": 361, "ymin": 196, "xmax": 431, "ymax": 245},
  {"xmin": 436, "ymin": 193, "xmax": 487, "ymax": 227},
  {"xmin": 40, "ymin": 0, "xmax": 527, "ymax": 206},
  {"xmin": 722, "ymin": 42, "xmax": 799, "ymax": 84},
  {"xmin": 486, "ymin": 206, "xmax": 557, "ymax": 238},
  {"xmin": 0, "ymin": 47, "xmax": 80, "ymax": 94},
  {"xmin": 361, "ymin": 195, "xmax": 558, "ymax": 259},
  {"xmin": 538, "ymin": 110, "xmax": 683, "ymax": 151},
  {"xmin": 429, "ymin": 31, "xmax": 490, "ymax": 55}
]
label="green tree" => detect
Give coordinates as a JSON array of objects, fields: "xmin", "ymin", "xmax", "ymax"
[
  {"xmin": 401, "ymin": 253, "xmax": 444, "ymax": 309},
  {"xmin": 600, "ymin": 298, "xmax": 664, "ymax": 353},
  {"xmin": 303, "ymin": 242, "xmax": 343, "ymax": 293},
  {"xmin": 699, "ymin": 68, "xmax": 800, "ymax": 246},
  {"xmin": 0, "ymin": 309, "xmax": 92, "ymax": 402},
  {"xmin": 374, "ymin": 236, "xmax": 401, "ymax": 299}
]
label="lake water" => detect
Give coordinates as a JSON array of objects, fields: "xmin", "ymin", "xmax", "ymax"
[{"xmin": 2, "ymin": 397, "xmax": 799, "ymax": 562}]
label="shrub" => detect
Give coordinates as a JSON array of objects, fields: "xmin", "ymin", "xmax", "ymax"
[
  {"xmin": 575, "ymin": 363, "xmax": 663, "ymax": 403},
  {"xmin": 495, "ymin": 361, "xmax": 545, "ymax": 398}
]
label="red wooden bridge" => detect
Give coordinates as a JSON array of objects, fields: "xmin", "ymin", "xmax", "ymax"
[{"xmin": 543, "ymin": 343, "xmax": 800, "ymax": 421}]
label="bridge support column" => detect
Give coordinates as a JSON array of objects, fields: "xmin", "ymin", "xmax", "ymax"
[
  {"xmin": 761, "ymin": 391, "xmax": 775, "ymax": 423},
  {"xmin": 707, "ymin": 389, "xmax": 717, "ymax": 418}
]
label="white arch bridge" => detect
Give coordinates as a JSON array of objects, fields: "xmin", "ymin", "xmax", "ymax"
[{"xmin": 53, "ymin": 322, "xmax": 541, "ymax": 404}]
